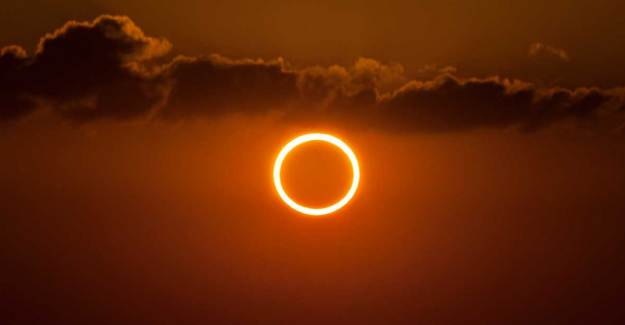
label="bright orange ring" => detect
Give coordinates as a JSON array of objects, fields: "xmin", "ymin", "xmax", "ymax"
[{"xmin": 273, "ymin": 133, "xmax": 360, "ymax": 216}]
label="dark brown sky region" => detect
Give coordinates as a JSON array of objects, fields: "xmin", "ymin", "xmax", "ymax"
[{"xmin": 2, "ymin": 1, "xmax": 625, "ymax": 324}]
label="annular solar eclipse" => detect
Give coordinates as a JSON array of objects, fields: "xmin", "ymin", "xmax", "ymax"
[{"xmin": 273, "ymin": 133, "xmax": 360, "ymax": 216}]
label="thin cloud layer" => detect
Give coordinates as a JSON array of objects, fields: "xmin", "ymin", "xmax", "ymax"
[
  {"xmin": 529, "ymin": 42, "xmax": 570, "ymax": 62},
  {"xmin": 1, "ymin": 15, "xmax": 624, "ymax": 132}
]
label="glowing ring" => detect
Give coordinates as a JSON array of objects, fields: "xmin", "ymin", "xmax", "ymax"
[{"xmin": 273, "ymin": 133, "xmax": 360, "ymax": 216}]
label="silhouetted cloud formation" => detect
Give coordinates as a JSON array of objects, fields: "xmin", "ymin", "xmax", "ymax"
[
  {"xmin": 1, "ymin": 16, "xmax": 170, "ymax": 122},
  {"xmin": 1, "ymin": 15, "xmax": 624, "ymax": 132}
]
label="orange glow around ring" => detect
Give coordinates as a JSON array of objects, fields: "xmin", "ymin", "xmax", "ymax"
[{"xmin": 273, "ymin": 133, "xmax": 360, "ymax": 216}]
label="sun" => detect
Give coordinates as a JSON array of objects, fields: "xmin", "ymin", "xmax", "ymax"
[{"xmin": 273, "ymin": 133, "xmax": 360, "ymax": 216}]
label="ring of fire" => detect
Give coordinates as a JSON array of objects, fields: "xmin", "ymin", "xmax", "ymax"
[{"xmin": 273, "ymin": 133, "xmax": 360, "ymax": 216}]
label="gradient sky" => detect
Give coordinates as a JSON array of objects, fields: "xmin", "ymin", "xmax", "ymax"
[{"xmin": 2, "ymin": 2, "xmax": 625, "ymax": 324}]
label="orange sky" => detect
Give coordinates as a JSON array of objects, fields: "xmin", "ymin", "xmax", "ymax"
[
  {"xmin": 2, "ymin": 3, "xmax": 625, "ymax": 324},
  {"xmin": 3, "ymin": 113, "xmax": 625, "ymax": 324}
]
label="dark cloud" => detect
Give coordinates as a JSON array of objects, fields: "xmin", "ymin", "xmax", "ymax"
[
  {"xmin": 375, "ymin": 77, "xmax": 622, "ymax": 132},
  {"xmin": 161, "ymin": 55, "xmax": 298, "ymax": 119},
  {"xmin": 0, "ymin": 46, "xmax": 37, "ymax": 120},
  {"xmin": 294, "ymin": 65, "xmax": 624, "ymax": 132},
  {"xmin": 1, "ymin": 15, "xmax": 170, "ymax": 122},
  {"xmin": 1, "ymin": 15, "xmax": 624, "ymax": 133}
]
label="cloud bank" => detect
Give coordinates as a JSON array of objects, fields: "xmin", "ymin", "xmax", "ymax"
[{"xmin": 1, "ymin": 15, "xmax": 624, "ymax": 132}]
